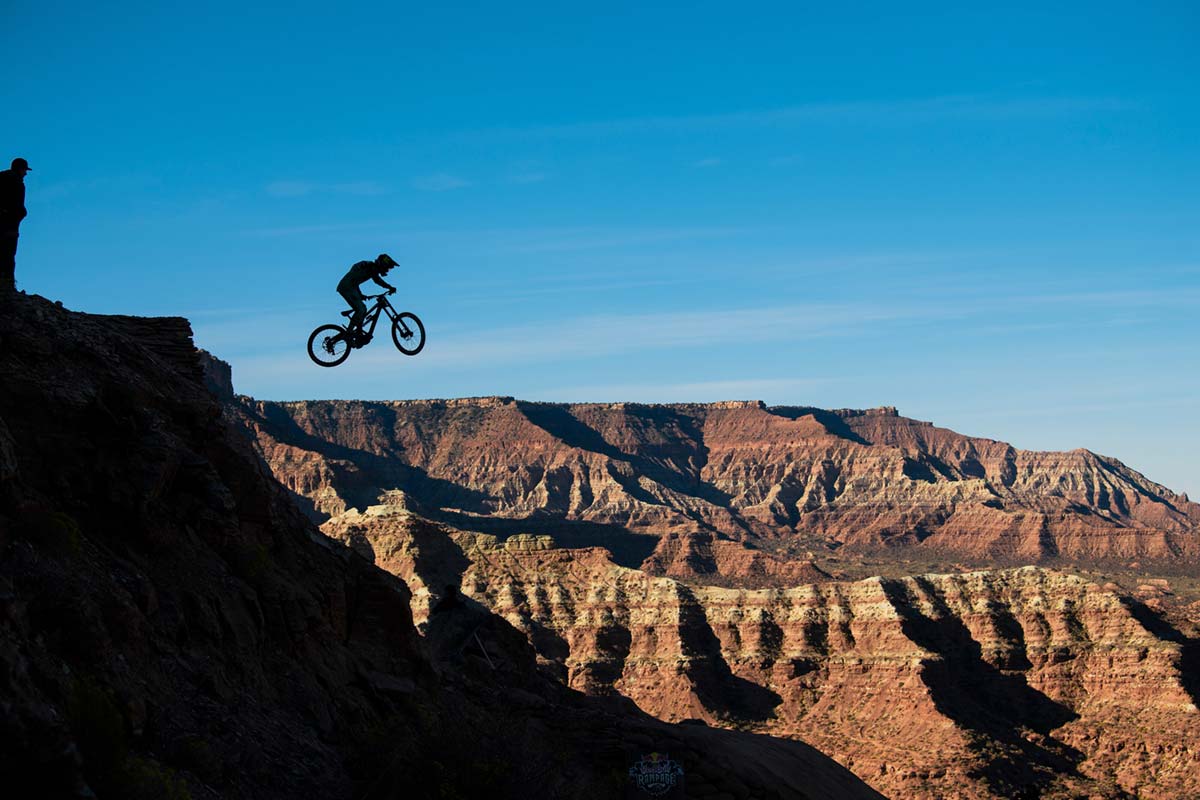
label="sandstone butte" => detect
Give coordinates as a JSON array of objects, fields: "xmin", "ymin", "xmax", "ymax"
[
  {"xmin": 229, "ymin": 394, "xmax": 1200, "ymax": 580},
  {"xmin": 0, "ymin": 294, "xmax": 884, "ymax": 800},
  {"xmin": 216, "ymin": 380, "xmax": 1200, "ymax": 799}
]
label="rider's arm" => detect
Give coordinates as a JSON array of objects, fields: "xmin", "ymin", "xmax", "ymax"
[{"xmin": 372, "ymin": 275, "xmax": 396, "ymax": 293}]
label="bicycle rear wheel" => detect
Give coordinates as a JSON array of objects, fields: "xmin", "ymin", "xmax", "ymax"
[
  {"xmin": 392, "ymin": 312, "xmax": 426, "ymax": 356},
  {"xmin": 308, "ymin": 324, "xmax": 352, "ymax": 367}
]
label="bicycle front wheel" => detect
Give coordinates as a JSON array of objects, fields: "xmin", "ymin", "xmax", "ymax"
[
  {"xmin": 391, "ymin": 312, "xmax": 426, "ymax": 356},
  {"xmin": 308, "ymin": 324, "xmax": 352, "ymax": 367}
]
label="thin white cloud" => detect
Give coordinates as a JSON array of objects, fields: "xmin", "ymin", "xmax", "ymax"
[
  {"xmin": 504, "ymin": 226, "xmax": 747, "ymax": 254},
  {"xmin": 37, "ymin": 174, "xmax": 163, "ymax": 201},
  {"xmin": 459, "ymin": 277, "xmax": 689, "ymax": 303},
  {"xmin": 245, "ymin": 220, "xmax": 404, "ymax": 237},
  {"xmin": 411, "ymin": 173, "xmax": 472, "ymax": 191},
  {"xmin": 508, "ymin": 171, "xmax": 548, "ymax": 184},
  {"xmin": 460, "ymin": 94, "xmax": 1131, "ymax": 140},
  {"xmin": 265, "ymin": 180, "xmax": 316, "ymax": 198},
  {"xmin": 965, "ymin": 395, "xmax": 1200, "ymax": 421},
  {"xmin": 332, "ymin": 180, "xmax": 389, "ymax": 196},
  {"xmin": 1007, "ymin": 287, "xmax": 1200, "ymax": 310},
  {"xmin": 226, "ymin": 283, "xmax": 1198, "ymax": 378},
  {"xmin": 383, "ymin": 302, "xmax": 926, "ymax": 370},
  {"xmin": 537, "ymin": 377, "xmax": 833, "ymax": 404},
  {"xmin": 220, "ymin": 300, "xmax": 924, "ymax": 389},
  {"xmin": 265, "ymin": 180, "xmax": 390, "ymax": 198},
  {"xmin": 241, "ymin": 220, "xmax": 755, "ymax": 253},
  {"xmin": 192, "ymin": 309, "xmax": 317, "ymax": 354},
  {"xmin": 185, "ymin": 303, "xmax": 326, "ymax": 319},
  {"xmin": 191, "ymin": 253, "xmax": 1199, "ymax": 393}
]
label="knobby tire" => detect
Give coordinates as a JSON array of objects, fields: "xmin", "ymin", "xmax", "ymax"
[
  {"xmin": 392, "ymin": 312, "xmax": 426, "ymax": 356},
  {"xmin": 307, "ymin": 324, "xmax": 352, "ymax": 367}
]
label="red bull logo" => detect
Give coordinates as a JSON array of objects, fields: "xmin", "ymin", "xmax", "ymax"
[{"xmin": 628, "ymin": 751, "xmax": 684, "ymax": 796}]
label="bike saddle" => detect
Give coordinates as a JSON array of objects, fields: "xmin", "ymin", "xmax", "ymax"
[{"xmin": 341, "ymin": 310, "xmax": 354, "ymax": 317}]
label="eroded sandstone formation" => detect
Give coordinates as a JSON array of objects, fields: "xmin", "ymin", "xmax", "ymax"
[
  {"xmin": 0, "ymin": 296, "xmax": 883, "ymax": 800},
  {"xmin": 204, "ymin": 351, "xmax": 1200, "ymax": 798},
  {"xmin": 232, "ymin": 396, "xmax": 1200, "ymax": 576},
  {"xmin": 322, "ymin": 507, "xmax": 1200, "ymax": 799}
]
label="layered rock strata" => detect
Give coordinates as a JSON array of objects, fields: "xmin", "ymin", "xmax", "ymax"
[
  {"xmin": 0, "ymin": 295, "xmax": 882, "ymax": 800},
  {"xmin": 233, "ymin": 396, "xmax": 1200, "ymax": 574},
  {"xmin": 205, "ymin": 352, "xmax": 1200, "ymax": 797},
  {"xmin": 323, "ymin": 507, "xmax": 1200, "ymax": 800}
]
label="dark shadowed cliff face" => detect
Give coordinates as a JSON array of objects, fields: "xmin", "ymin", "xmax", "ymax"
[{"xmin": 0, "ymin": 295, "xmax": 884, "ymax": 800}]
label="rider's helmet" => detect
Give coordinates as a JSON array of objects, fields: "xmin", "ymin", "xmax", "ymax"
[
  {"xmin": 376, "ymin": 253, "xmax": 398, "ymax": 272},
  {"xmin": 11, "ymin": 157, "xmax": 31, "ymax": 173}
]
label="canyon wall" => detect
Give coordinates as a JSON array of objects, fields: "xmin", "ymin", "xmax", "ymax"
[
  {"xmin": 0, "ymin": 297, "xmax": 882, "ymax": 800},
  {"xmin": 323, "ymin": 507, "xmax": 1200, "ymax": 799},
  {"xmin": 208, "ymin": 360, "xmax": 1200, "ymax": 798},
  {"xmin": 235, "ymin": 396, "xmax": 1200, "ymax": 576}
]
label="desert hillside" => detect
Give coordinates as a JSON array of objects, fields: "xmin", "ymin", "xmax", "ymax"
[
  {"xmin": 0, "ymin": 295, "xmax": 882, "ymax": 800},
  {"xmin": 233, "ymin": 395, "xmax": 1200, "ymax": 579},
  {"xmin": 214, "ymin": 380, "xmax": 1200, "ymax": 799}
]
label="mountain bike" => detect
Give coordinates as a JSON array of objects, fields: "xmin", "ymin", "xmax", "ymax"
[{"xmin": 306, "ymin": 292, "xmax": 426, "ymax": 367}]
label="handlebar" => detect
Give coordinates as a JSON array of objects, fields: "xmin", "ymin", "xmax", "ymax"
[{"xmin": 363, "ymin": 292, "xmax": 393, "ymax": 300}]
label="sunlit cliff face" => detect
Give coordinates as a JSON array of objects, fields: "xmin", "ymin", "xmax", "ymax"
[{"xmin": 225, "ymin": 386, "xmax": 1200, "ymax": 800}]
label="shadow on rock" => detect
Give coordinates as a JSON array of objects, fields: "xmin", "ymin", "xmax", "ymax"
[
  {"xmin": 881, "ymin": 577, "xmax": 1084, "ymax": 797},
  {"xmin": 676, "ymin": 585, "xmax": 783, "ymax": 723}
]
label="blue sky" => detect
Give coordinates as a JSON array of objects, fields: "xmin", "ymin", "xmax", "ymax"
[{"xmin": 5, "ymin": 1, "xmax": 1198, "ymax": 495}]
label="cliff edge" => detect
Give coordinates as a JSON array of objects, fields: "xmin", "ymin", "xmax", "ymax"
[{"xmin": 0, "ymin": 294, "xmax": 882, "ymax": 799}]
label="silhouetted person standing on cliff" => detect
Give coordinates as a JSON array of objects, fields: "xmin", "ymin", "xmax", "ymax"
[
  {"xmin": 0, "ymin": 158, "xmax": 31, "ymax": 295},
  {"xmin": 337, "ymin": 253, "xmax": 397, "ymax": 346}
]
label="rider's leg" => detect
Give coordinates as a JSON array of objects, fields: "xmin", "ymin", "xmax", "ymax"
[
  {"xmin": 0, "ymin": 229, "xmax": 17, "ymax": 295},
  {"xmin": 337, "ymin": 287, "xmax": 368, "ymax": 336}
]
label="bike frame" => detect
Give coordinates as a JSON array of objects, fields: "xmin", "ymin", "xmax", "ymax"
[
  {"xmin": 350, "ymin": 291, "xmax": 417, "ymax": 338},
  {"xmin": 355, "ymin": 293, "xmax": 402, "ymax": 337},
  {"xmin": 312, "ymin": 293, "xmax": 422, "ymax": 366}
]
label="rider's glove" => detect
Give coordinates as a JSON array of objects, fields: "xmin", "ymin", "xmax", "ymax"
[{"xmin": 388, "ymin": 288, "xmax": 396, "ymax": 295}]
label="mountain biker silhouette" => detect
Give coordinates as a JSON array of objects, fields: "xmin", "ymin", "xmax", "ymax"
[
  {"xmin": 307, "ymin": 263, "xmax": 424, "ymax": 368},
  {"xmin": 338, "ymin": 253, "xmax": 397, "ymax": 346}
]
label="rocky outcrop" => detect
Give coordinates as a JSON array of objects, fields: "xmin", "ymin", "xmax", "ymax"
[
  {"xmin": 0, "ymin": 295, "xmax": 883, "ymax": 800},
  {"xmin": 1, "ymin": 298, "xmax": 424, "ymax": 798},
  {"xmin": 197, "ymin": 349, "xmax": 234, "ymax": 400},
  {"xmin": 231, "ymin": 395, "xmax": 1200, "ymax": 574},
  {"xmin": 200, "ymin": 350, "xmax": 1200, "ymax": 798},
  {"xmin": 326, "ymin": 507, "xmax": 1200, "ymax": 799}
]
